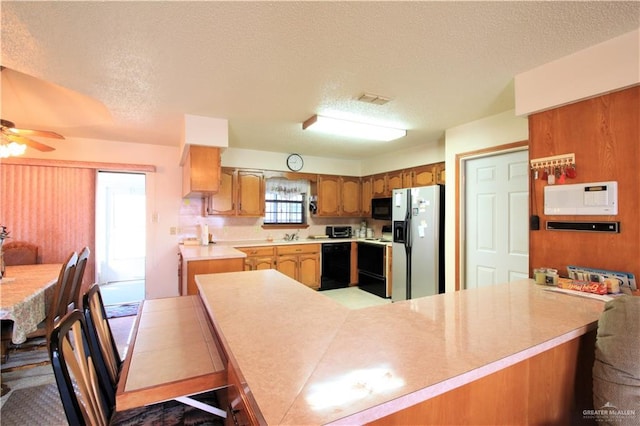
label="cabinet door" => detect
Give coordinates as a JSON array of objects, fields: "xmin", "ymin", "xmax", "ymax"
[
  {"xmin": 317, "ymin": 175, "xmax": 341, "ymax": 216},
  {"xmin": 243, "ymin": 259, "xmax": 253, "ymax": 271},
  {"xmin": 402, "ymin": 170, "xmax": 413, "ymax": 188},
  {"xmin": 434, "ymin": 162, "xmax": 446, "ymax": 184},
  {"xmin": 340, "ymin": 176, "xmax": 361, "ymax": 216},
  {"xmin": 186, "ymin": 258, "xmax": 244, "ymax": 295},
  {"xmin": 298, "ymin": 253, "xmax": 320, "ymax": 289},
  {"xmin": 372, "ymin": 174, "xmax": 387, "ymax": 198},
  {"xmin": 361, "ymin": 176, "xmax": 373, "ymax": 217},
  {"xmin": 276, "ymin": 255, "xmax": 298, "ymax": 281},
  {"xmin": 254, "ymin": 256, "xmax": 275, "ymax": 270},
  {"xmin": 207, "ymin": 167, "xmax": 235, "ymax": 215},
  {"xmin": 412, "ymin": 164, "xmax": 436, "ymax": 187},
  {"xmin": 386, "ymin": 171, "xmax": 403, "ymax": 194},
  {"xmin": 182, "ymin": 146, "xmax": 221, "ymax": 197},
  {"xmin": 237, "ymin": 170, "xmax": 265, "ymax": 216}
]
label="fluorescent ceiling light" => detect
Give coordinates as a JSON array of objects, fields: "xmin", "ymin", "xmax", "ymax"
[{"xmin": 302, "ymin": 115, "xmax": 406, "ymax": 142}]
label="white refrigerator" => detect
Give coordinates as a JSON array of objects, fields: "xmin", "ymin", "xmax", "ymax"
[{"xmin": 392, "ymin": 185, "xmax": 444, "ymax": 302}]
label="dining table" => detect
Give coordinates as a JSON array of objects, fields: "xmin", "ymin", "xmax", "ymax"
[{"xmin": 0, "ymin": 263, "xmax": 61, "ymax": 344}]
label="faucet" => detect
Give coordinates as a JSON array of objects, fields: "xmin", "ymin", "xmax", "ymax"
[{"xmin": 284, "ymin": 230, "xmax": 299, "ymax": 241}]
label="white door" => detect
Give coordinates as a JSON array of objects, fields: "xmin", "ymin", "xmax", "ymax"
[
  {"xmin": 464, "ymin": 150, "xmax": 529, "ymax": 288},
  {"xmin": 96, "ymin": 172, "xmax": 146, "ymax": 284}
]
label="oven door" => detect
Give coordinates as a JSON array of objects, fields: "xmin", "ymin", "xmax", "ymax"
[{"xmin": 357, "ymin": 242, "xmax": 388, "ymax": 298}]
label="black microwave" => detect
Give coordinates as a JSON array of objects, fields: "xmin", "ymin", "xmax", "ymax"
[{"xmin": 371, "ymin": 197, "xmax": 392, "ymax": 220}]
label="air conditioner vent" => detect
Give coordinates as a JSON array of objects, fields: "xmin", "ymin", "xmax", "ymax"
[{"xmin": 357, "ymin": 93, "xmax": 391, "ymax": 105}]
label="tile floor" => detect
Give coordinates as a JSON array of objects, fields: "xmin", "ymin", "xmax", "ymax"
[
  {"xmin": 100, "ymin": 279, "xmax": 145, "ymax": 306},
  {"xmin": 319, "ymin": 286, "xmax": 391, "ymax": 309}
]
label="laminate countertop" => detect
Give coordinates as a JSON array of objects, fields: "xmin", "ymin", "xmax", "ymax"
[
  {"xmin": 179, "ymin": 244, "xmax": 247, "ymax": 261},
  {"xmin": 180, "ymin": 238, "xmax": 390, "ymax": 262},
  {"xmin": 196, "ymin": 269, "xmax": 606, "ymax": 425}
]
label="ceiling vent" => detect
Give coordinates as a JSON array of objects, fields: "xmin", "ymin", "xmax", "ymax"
[{"xmin": 357, "ymin": 93, "xmax": 391, "ymax": 105}]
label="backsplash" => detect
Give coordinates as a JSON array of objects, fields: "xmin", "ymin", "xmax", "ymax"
[{"xmin": 178, "ymin": 197, "xmax": 386, "ymax": 243}]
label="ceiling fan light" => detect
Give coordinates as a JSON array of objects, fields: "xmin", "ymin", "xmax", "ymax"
[
  {"xmin": 302, "ymin": 114, "xmax": 406, "ymax": 142},
  {"xmin": 0, "ymin": 141, "xmax": 27, "ymax": 158}
]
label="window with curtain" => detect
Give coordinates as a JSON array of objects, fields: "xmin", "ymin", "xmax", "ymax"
[{"xmin": 264, "ymin": 178, "xmax": 307, "ymax": 225}]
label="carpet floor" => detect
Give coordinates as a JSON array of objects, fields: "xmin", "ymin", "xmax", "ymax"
[
  {"xmin": 1, "ymin": 383, "xmax": 67, "ymax": 425},
  {"xmin": 0, "ymin": 315, "xmax": 135, "ymax": 424}
]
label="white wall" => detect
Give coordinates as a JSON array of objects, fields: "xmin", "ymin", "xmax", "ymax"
[
  {"xmin": 361, "ymin": 137, "xmax": 445, "ymax": 176},
  {"xmin": 443, "ymin": 110, "xmax": 529, "ymax": 293},
  {"xmin": 221, "ymin": 148, "xmax": 362, "ymax": 176},
  {"xmin": 515, "ymin": 28, "xmax": 639, "ymax": 115}
]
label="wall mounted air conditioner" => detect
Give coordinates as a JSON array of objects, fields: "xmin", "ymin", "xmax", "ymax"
[{"xmin": 544, "ymin": 181, "xmax": 618, "ymax": 215}]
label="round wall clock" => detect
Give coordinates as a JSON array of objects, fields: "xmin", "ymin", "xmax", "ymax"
[{"xmin": 286, "ymin": 153, "xmax": 304, "ymax": 171}]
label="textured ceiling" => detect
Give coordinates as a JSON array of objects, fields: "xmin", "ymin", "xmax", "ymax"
[{"xmin": 1, "ymin": 1, "xmax": 639, "ymax": 160}]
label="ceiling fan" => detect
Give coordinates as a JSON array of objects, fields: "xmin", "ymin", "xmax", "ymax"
[{"xmin": 1, "ymin": 118, "xmax": 64, "ymax": 152}]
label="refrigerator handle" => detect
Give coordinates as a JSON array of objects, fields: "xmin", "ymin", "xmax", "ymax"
[
  {"xmin": 405, "ymin": 190, "xmax": 412, "ymax": 249},
  {"xmin": 404, "ymin": 189, "xmax": 412, "ymax": 299}
]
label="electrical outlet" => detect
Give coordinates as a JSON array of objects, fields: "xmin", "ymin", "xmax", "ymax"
[{"xmin": 170, "ymin": 227, "xmax": 177, "ymax": 235}]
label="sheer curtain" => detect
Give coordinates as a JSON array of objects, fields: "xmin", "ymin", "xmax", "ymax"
[{"xmin": 265, "ymin": 178, "xmax": 307, "ymax": 199}]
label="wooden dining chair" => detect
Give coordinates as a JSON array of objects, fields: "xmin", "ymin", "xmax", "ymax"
[
  {"xmin": 83, "ymin": 283, "xmax": 122, "ymax": 406},
  {"xmin": 47, "ymin": 251, "xmax": 79, "ymax": 336},
  {"xmin": 26, "ymin": 251, "xmax": 78, "ymax": 341},
  {"xmin": 69, "ymin": 247, "xmax": 90, "ymax": 310},
  {"xmin": 3, "ymin": 241, "xmax": 38, "ymax": 265},
  {"xmin": 50, "ymin": 310, "xmax": 225, "ymax": 425}
]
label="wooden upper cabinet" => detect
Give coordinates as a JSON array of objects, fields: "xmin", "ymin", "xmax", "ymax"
[
  {"xmin": 316, "ymin": 175, "xmax": 361, "ymax": 217},
  {"xmin": 340, "ymin": 176, "xmax": 361, "ymax": 217},
  {"xmin": 435, "ymin": 162, "xmax": 446, "ymax": 184},
  {"xmin": 372, "ymin": 174, "xmax": 387, "ymax": 198},
  {"xmin": 237, "ymin": 170, "xmax": 265, "ymax": 216},
  {"xmin": 386, "ymin": 171, "xmax": 403, "ymax": 194},
  {"xmin": 412, "ymin": 164, "xmax": 436, "ymax": 187},
  {"xmin": 207, "ymin": 167, "xmax": 235, "ymax": 215},
  {"xmin": 316, "ymin": 174, "xmax": 341, "ymax": 216},
  {"xmin": 402, "ymin": 170, "xmax": 413, "ymax": 188},
  {"xmin": 361, "ymin": 176, "xmax": 373, "ymax": 217},
  {"xmin": 182, "ymin": 146, "xmax": 221, "ymax": 197},
  {"xmin": 206, "ymin": 168, "xmax": 264, "ymax": 216}
]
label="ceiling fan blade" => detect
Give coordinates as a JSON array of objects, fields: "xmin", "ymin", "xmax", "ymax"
[
  {"xmin": 6, "ymin": 127, "xmax": 65, "ymax": 139},
  {"xmin": 6, "ymin": 134, "xmax": 56, "ymax": 152}
]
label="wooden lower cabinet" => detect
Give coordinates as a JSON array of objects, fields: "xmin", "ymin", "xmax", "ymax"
[
  {"xmin": 219, "ymin": 360, "xmax": 265, "ymax": 426},
  {"xmin": 275, "ymin": 244, "xmax": 320, "ymax": 289},
  {"xmin": 237, "ymin": 246, "xmax": 275, "ymax": 271},
  {"xmin": 184, "ymin": 258, "xmax": 244, "ymax": 295},
  {"xmin": 235, "ymin": 244, "xmax": 321, "ymax": 289},
  {"xmin": 370, "ymin": 331, "xmax": 595, "ymax": 426}
]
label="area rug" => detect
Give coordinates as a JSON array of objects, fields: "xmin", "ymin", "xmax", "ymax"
[
  {"xmin": 1, "ymin": 383, "xmax": 66, "ymax": 425},
  {"xmin": 105, "ymin": 302, "xmax": 140, "ymax": 319},
  {"xmin": 1, "ymin": 337, "xmax": 49, "ymax": 373}
]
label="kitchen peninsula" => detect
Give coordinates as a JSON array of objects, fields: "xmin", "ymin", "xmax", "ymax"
[
  {"xmin": 179, "ymin": 244, "xmax": 246, "ymax": 295},
  {"xmin": 196, "ymin": 269, "xmax": 605, "ymax": 425}
]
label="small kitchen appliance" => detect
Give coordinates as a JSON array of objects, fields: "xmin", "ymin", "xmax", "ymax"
[
  {"xmin": 325, "ymin": 226, "xmax": 352, "ymax": 238},
  {"xmin": 371, "ymin": 197, "xmax": 392, "ymax": 220}
]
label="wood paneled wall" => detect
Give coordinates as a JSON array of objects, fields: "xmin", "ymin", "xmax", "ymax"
[
  {"xmin": 528, "ymin": 85, "xmax": 639, "ymax": 278},
  {"xmin": 0, "ymin": 163, "xmax": 96, "ymax": 287}
]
